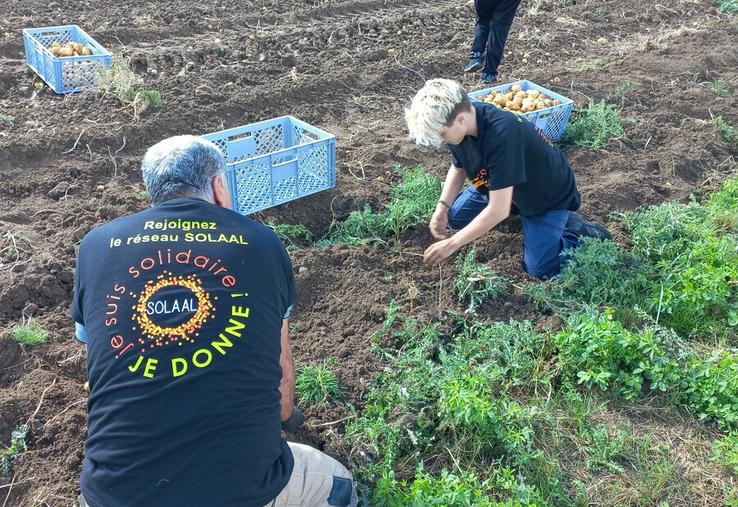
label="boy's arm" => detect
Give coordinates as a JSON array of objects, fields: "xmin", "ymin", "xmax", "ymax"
[{"xmin": 430, "ymin": 164, "xmax": 466, "ymax": 239}]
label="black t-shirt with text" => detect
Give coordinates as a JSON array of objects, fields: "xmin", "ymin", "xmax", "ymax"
[
  {"xmin": 450, "ymin": 102, "xmax": 580, "ymax": 216},
  {"xmin": 71, "ymin": 198, "xmax": 296, "ymax": 507}
]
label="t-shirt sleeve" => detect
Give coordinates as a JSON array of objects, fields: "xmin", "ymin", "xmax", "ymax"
[
  {"xmin": 71, "ymin": 248, "xmax": 84, "ymax": 325},
  {"xmin": 279, "ymin": 243, "xmax": 297, "ymax": 320},
  {"xmin": 451, "ymin": 151, "xmax": 462, "ymax": 169},
  {"xmin": 484, "ymin": 120, "xmax": 528, "ymax": 190}
]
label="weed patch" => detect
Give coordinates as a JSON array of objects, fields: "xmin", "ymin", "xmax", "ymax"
[
  {"xmin": 562, "ymin": 100, "xmax": 624, "ymax": 150},
  {"xmin": 1, "ymin": 425, "xmax": 28, "ymax": 476},
  {"xmin": 321, "ymin": 165, "xmax": 440, "ymax": 246},
  {"xmin": 712, "ymin": 114, "xmax": 738, "ymax": 147},
  {"xmin": 295, "ymin": 358, "xmax": 343, "ymax": 406},
  {"xmin": 710, "ymin": 79, "xmax": 732, "ymax": 98},
  {"xmin": 454, "ymin": 250, "xmax": 509, "ymax": 315},
  {"xmin": 717, "ymin": 0, "xmax": 738, "ymax": 13},
  {"xmin": 11, "ymin": 318, "xmax": 48, "ymax": 346},
  {"xmin": 267, "ymin": 219, "xmax": 312, "ymax": 251},
  {"xmin": 97, "ymin": 59, "xmax": 162, "ymax": 119}
]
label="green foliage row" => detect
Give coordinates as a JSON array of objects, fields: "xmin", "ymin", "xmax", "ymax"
[
  {"xmin": 532, "ymin": 177, "xmax": 738, "ymax": 339},
  {"xmin": 346, "ymin": 307, "xmax": 570, "ymax": 505},
  {"xmin": 555, "ymin": 308, "xmax": 738, "ymax": 429},
  {"xmin": 321, "ymin": 165, "xmax": 440, "ymax": 246}
]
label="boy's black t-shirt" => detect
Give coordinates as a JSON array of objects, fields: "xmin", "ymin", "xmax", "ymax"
[
  {"xmin": 71, "ymin": 198, "xmax": 296, "ymax": 507},
  {"xmin": 449, "ymin": 102, "xmax": 580, "ymax": 216}
]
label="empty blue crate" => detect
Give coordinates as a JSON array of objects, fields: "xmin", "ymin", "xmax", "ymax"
[
  {"xmin": 23, "ymin": 24, "xmax": 112, "ymax": 94},
  {"xmin": 203, "ymin": 116, "xmax": 336, "ymax": 215},
  {"xmin": 469, "ymin": 80, "xmax": 574, "ymax": 141}
]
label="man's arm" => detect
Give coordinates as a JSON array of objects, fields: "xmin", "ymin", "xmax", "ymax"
[
  {"xmin": 424, "ymin": 186, "xmax": 513, "ymax": 264},
  {"xmin": 278, "ymin": 319, "xmax": 295, "ymax": 422},
  {"xmin": 430, "ymin": 164, "xmax": 467, "ymax": 239}
]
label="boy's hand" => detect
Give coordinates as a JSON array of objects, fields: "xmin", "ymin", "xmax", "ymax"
[
  {"xmin": 429, "ymin": 208, "xmax": 449, "ymax": 239},
  {"xmin": 423, "ymin": 238, "xmax": 459, "ymax": 265}
]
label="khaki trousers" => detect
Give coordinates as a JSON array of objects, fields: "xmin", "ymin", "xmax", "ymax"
[
  {"xmin": 78, "ymin": 443, "xmax": 357, "ymax": 507},
  {"xmin": 265, "ymin": 443, "xmax": 358, "ymax": 507}
]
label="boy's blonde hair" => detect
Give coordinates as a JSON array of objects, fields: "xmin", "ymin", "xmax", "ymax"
[{"xmin": 405, "ymin": 78, "xmax": 469, "ymax": 148}]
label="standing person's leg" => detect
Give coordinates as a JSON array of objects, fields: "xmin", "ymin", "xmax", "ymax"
[
  {"xmin": 482, "ymin": 0, "xmax": 521, "ymax": 81},
  {"xmin": 520, "ymin": 210, "xmax": 577, "ymax": 279},
  {"xmin": 447, "ymin": 187, "xmax": 489, "ymax": 230},
  {"xmin": 465, "ymin": 0, "xmax": 495, "ymax": 72},
  {"xmin": 266, "ymin": 443, "xmax": 358, "ymax": 507}
]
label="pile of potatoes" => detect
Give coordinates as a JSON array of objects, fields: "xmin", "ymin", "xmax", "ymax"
[
  {"xmin": 48, "ymin": 41, "xmax": 93, "ymax": 57},
  {"xmin": 480, "ymin": 84, "xmax": 561, "ymax": 113}
]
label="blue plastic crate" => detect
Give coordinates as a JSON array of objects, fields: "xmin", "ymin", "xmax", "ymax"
[
  {"xmin": 203, "ymin": 116, "xmax": 336, "ymax": 215},
  {"xmin": 23, "ymin": 25, "xmax": 112, "ymax": 94},
  {"xmin": 469, "ymin": 80, "xmax": 574, "ymax": 141}
]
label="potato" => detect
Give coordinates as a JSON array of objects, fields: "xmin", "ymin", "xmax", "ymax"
[
  {"xmin": 81, "ymin": 46, "xmax": 92, "ymax": 56},
  {"xmin": 504, "ymin": 91, "xmax": 514, "ymax": 101},
  {"xmin": 510, "ymin": 84, "xmax": 522, "ymax": 93},
  {"xmin": 58, "ymin": 46, "xmax": 74, "ymax": 57},
  {"xmin": 514, "ymin": 91, "xmax": 526, "ymax": 101},
  {"xmin": 552, "ymin": 99, "xmax": 561, "ymax": 106},
  {"xmin": 527, "ymin": 90, "xmax": 541, "ymax": 99}
]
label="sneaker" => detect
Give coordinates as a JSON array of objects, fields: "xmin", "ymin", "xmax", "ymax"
[
  {"xmin": 480, "ymin": 72, "xmax": 497, "ymax": 83},
  {"xmin": 566, "ymin": 212, "xmax": 612, "ymax": 241},
  {"xmin": 463, "ymin": 57, "xmax": 484, "ymax": 73}
]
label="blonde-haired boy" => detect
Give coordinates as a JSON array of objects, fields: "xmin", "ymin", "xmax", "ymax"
[{"xmin": 406, "ymin": 78, "xmax": 610, "ymax": 278}]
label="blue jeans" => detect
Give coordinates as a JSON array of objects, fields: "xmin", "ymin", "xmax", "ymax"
[
  {"xmin": 448, "ymin": 187, "xmax": 578, "ymax": 279},
  {"xmin": 470, "ymin": 0, "xmax": 521, "ymax": 77}
]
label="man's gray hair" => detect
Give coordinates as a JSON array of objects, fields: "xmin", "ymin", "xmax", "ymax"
[{"xmin": 141, "ymin": 135, "xmax": 226, "ymax": 205}]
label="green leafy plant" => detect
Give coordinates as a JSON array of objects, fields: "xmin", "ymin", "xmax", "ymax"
[
  {"xmin": 1, "ymin": 425, "xmax": 28, "ymax": 476},
  {"xmin": 454, "ymin": 250, "xmax": 509, "ymax": 315},
  {"xmin": 712, "ymin": 114, "xmax": 738, "ymax": 147},
  {"xmin": 295, "ymin": 358, "xmax": 343, "ymax": 406},
  {"xmin": 608, "ymin": 81, "xmax": 635, "ymax": 101},
  {"xmin": 532, "ymin": 238, "xmax": 651, "ymax": 314},
  {"xmin": 267, "ymin": 219, "xmax": 312, "ymax": 250},
  {"xmin": 710, "ymin": 79, "xmax": 731, "ymax": 98},
  {"xmin": 711, "ymin": 433, "xmax": 738, "ymax": 474},
  {"xmin": 562, "ymin": 100, "xmax": 625, "ymax": 150},
  {"xmin": 582, "ymin": 425, "xmax": 628, "ymax": 473},
  {"xmin": 555, "ymin": 309, "xmax": 683, "ymax": 400},
  {"xmin": 97, "ymin": 58, "xmax": 162, "ymax": 119},
  {"xmin": 11, "ymin": 318, "xmax": 48, "ymax": 346},
  {"xmin": 622, "ymin": 197, "xmax": 738, "ymax": 338},
  {"xmin": 682, "ymin": 350, "xmax": 738, "ymax": 429},
  {"xmin": 322, "ymin": 165, "xmax": 440, "ymax": 245},
  {"xmin": 716, "ymin": 0, "xmax": 738, "ymax": 13},
  {"xmin": 0, "ymin": 113, "xmax": 15, "ymax": 128}
]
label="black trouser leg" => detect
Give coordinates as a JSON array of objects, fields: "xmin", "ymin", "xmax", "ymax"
[
  {"xmin": 470, "ymin": 0, "xmax": 495, "ymax": 57},
  {"xmin": 483, "ymin": 0, "xmax": 521, "ymax": 77}
]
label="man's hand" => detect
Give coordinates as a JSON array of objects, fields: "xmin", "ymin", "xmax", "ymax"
[
  {"xmin": 423, "ymin": 237, "xmax": 460, "ymax": 265},
  {"xmin": 429, "ymin": 208, "xmax": 449, "ymax": 239},
  {"xmin": 281, "ymin": 407, "xmax": 304, "ymax": 433}
]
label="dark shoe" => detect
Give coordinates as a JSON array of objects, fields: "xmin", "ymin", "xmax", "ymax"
[
  {"xmin": 463, "ymin": 57, "xmax": 484, "ymax": 73},
  {"xmin": 480, "ymin": 72, "xmax": 497, "ymax": 83},
  {"xmin": 566, "ymin": 212, "xmax": 612, "ymax": 241}
]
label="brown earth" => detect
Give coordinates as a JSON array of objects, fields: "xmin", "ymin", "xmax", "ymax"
[{"xmin": 0, "ymin": 0, "xmax": 737, "ymax": 505}]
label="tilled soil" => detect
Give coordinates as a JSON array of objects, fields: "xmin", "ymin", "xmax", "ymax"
[{"xmin": 0, "ymin": 0, "xmax": 737, "ymax": 504}]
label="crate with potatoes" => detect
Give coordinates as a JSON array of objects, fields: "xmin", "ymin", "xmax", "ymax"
[
  {"xmin": 469, "ymin": 80, "xmax": 575, "ymax": 141},
  {"xmin": 22, "ymin": 24, "xmax": 112, "ymax": 94}
]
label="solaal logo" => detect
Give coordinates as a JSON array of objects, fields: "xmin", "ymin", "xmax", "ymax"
[
  {"xmin": 131, "ymin": 271, "xmax": 215, "ymax": 351},
  {"xmin": 103, "ymin": 247, "xmax": 251, "ymax": 380}
]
